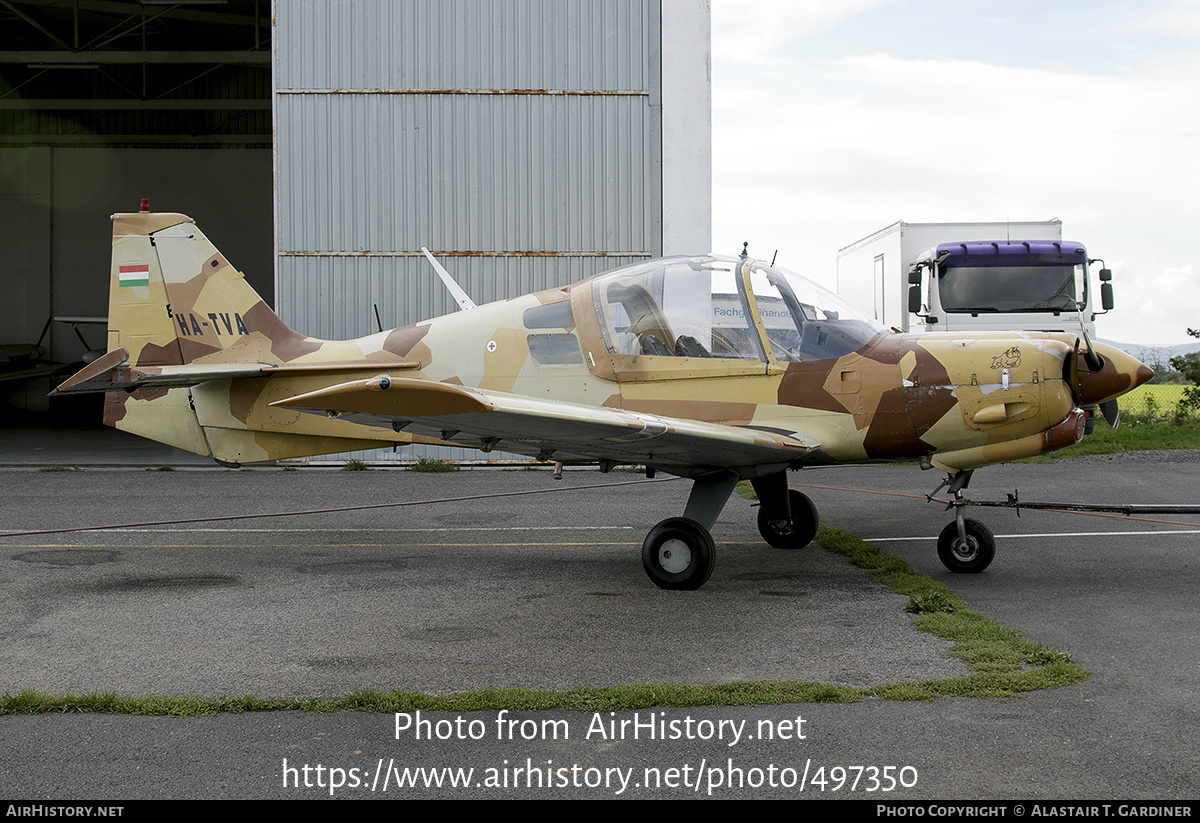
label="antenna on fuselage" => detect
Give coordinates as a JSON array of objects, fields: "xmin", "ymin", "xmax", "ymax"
[{"xmin": 421, "ymin": 247, "xmax": 478, "ymax": 311}]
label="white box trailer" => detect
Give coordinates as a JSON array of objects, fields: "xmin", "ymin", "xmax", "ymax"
[{"xmin": 836, "ymin": 220, "xmax": 1111, "ymax": 335}]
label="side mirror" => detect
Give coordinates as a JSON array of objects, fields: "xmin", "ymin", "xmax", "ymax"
[
  {"xmin": 1101, "ymin": 282, "xmax": 1114, "ymax": 311},
  {"xmin": 1099, "ymin": 267, "xmax": 1112, "ymax": 282},
  {"xmin": 907, "ymin": 267, "xmax": 922, "ymax": 285},
  {"xmin": 908, "ymin": 283, "xmax": 922, "ymax": 314}
]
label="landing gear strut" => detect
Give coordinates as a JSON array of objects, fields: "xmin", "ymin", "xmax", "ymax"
[
  {"xmin": 638, "ymin": 469, "xmax": 818, "ymax": 589},
  {"xmin": 751, "ymin": 472, "xmax": 818, "ymax": 550},
  {"xmin": 931, "ymin": 470, "xmax": 996, "ymax": 573},
  {"xmin": 641, "ymin": 469, "xmax": 737, "ymax": 590}
]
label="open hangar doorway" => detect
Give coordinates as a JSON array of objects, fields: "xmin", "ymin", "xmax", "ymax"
[{"xmin": 1, "ymin": 0, "xmax": 273, "ymax": 423}]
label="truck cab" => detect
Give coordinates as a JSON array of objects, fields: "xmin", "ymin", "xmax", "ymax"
[{"xmin": 907, "ymin": 240, "xmax": 1114, "ymax": 335}]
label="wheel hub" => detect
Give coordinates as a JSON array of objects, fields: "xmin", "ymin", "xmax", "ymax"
[
  {"xmin": 952, "ymin": 538, "xmax": 979, "ymax": 562},
  {"xmin": 658, "ymin": 538, "xmax": 692, "ymax": 573}
]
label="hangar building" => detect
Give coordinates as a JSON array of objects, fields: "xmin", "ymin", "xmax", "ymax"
[{"xmin": 1, "ymin": 0, "xmax": 711, "ymax": 464}]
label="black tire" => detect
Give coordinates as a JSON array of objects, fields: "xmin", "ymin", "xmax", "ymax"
[
  {"xmin": 757, "ymin": 489, "xmax": 819, "ymax": 550},
  {"xmin": 937, "ymin": 519, "xmax": 996, "ymax": 573},
  {"xmin": 641, "ymin": 517, "xmax": 716, "ymax": 590}
]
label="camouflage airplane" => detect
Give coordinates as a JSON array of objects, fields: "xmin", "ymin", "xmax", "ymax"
[{"xmin": 54, "ymin": 208, "xmax": 1153, "ymax": 590}]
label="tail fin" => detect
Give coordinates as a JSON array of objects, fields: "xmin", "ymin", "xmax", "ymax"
[
  {"xmin": 57, "ymin": 210, "xmax": 388, "ymax": 464},
  {"xmin": 108, "ymin": 211, "xmax": 306, "ymax": 367}
]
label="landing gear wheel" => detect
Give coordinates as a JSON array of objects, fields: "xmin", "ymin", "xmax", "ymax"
[
  {"xmin": 937, "ymin": 519, "xmax": 996, "ymax": 573},
  {"xmin": 757, "ymin": 489, "xmax": 819, "ymax": 550},
  {"xmin": 641, "ymin": 517, "xmax": 716, "ymax": 590}
]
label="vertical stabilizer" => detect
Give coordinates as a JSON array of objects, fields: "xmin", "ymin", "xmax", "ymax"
[
  {"xmin": 61, "ymin": 209, "xmax": 413, "ymax": 465},
  {"xmin": 107, "ymin": 211, "xmax": 307, "ymax": 367}
]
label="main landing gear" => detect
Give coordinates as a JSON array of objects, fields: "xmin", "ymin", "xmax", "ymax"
[
  {"xmin": 642, "ymin": 518, "xmax": 716, "ymax": 590},
  {"xmin": 640, "ymin": 469, "xmax": 819, "ymax": 590},
  {"xmin": 930, "ymin": 470, "xmax": 996, "ymax": 574},
  {"xmin": 751, "ymin": 472, "xmax": 819, "ymax": 550}
]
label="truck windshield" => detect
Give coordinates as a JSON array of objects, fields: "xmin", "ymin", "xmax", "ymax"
[{"xmin": 939, "ymin": 263, "xmax": 1085, "ymax": 313}]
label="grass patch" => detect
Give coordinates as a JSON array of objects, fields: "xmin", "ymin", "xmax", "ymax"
[
  {"xmin": 340, "ymin": 459, "xmax": 370, "ymax": 471},
  {"xmin": 38, "ymin": 466, "xmax": 73, "ymax": 472},
  {"xmin": 0, "ymin": 524, "xmax": 1086, "ymax": 716},
  {"xmin": 1120, "ymin": 383, "xmax": 1196, "ymax": 423},
  {"xmin": 409, "ymin": 457, "xmax": 458, "ymax": 473},
  {"xmin": 1, "ymin": 681, "xmax": 861, "ymax": 717},
  {"xmin": 905, "ymin": 591, "xmax": 957, "ymax": 615},
  {"xmin": 815, "ymin": 525, "xmax": 1088, "ymax": 699}
]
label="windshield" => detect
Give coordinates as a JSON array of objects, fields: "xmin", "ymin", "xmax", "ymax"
[
  {"xmin": 591, "ymin": 256, "xmax": 885, "ymax": 363},
  {"xmin": 745, "ymin": 262, "xmax": 885, "ymax": 361},
  {"xmin": 939, "ymin": 262, "xmax": 1086, "ymax": 313}
]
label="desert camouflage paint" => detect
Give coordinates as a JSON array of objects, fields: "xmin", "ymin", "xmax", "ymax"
[{"xmin": 57, "ymin": 212, "xmax": 1151, "ymax": 477}]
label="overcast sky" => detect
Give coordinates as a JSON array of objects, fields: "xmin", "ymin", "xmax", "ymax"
[{"xmin": 709, "ymin": 0, "xmax": 1200, "ymax": 347}]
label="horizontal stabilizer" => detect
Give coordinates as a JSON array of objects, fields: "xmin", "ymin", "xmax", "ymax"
[
  {"xmin": 53, "ymin": 348, "xmax": 421, "ymax": 394},
  {"xmin": 53, "ymin": 348, "xmax": 268, "ymax": 394}
]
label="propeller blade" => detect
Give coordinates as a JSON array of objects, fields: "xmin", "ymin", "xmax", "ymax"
[
  {"xmin": 1063, "ymin": 338, "xmax": 1081, "ymax": 404},
  {"xmin": 1099, "ymin": 399, "xmax": 1121, "ymax": 429},
  {"xmin": 1080, "ymin": 328, "xmax": 1104, "ymax": 373}
]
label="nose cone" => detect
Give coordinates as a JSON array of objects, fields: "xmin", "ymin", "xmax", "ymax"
[{"xmin": 1075, "ymin": 342, "xmax": 1155, "ymax": 406}]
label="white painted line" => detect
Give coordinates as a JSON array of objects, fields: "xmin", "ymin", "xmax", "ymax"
[
  {"xmin": 865, "ymin": 529, "xmax": 1200, "ymax": 543},
  {"xmin": 98, "ymin": 526, "xmax": 635, "ymax": 533}
]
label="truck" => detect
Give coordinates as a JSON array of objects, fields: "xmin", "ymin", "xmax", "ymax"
[
  {"xmin": 836, "ymin": 220, "xmax": 1112, "ymax": 337},
  {"xmin": 837, "ymin": 220, "xmax": 1115, "ymax": 430}
]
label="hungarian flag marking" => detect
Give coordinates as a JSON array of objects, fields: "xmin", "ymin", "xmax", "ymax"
[{"xmin": 118, "ymin": 264, "xmax": 150, "ymax": 287}]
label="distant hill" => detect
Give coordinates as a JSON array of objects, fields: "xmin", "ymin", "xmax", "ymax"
[
  {"xmin": 1100, "ymin": 340, "xmax": 1200, "ymax": 361},
  {"xmin": 1097, "ymin": 339, "xmax": 1200, "ymax": 378}
]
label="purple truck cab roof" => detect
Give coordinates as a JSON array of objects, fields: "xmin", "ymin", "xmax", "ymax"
[{"xmin": 937, "ymin": 240, "xmax": 1087, "ymax": 262}]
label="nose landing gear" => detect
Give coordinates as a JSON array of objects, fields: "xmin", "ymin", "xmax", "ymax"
[
  {"xmin": 930, "ymin": 470, "xmax": 996, "ymax": 573},
  {"xmin": 937, "ymin": 518, "xmax": 996, "ymax": 573}
]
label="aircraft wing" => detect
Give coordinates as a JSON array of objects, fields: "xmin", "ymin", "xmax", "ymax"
[{"xmin": 271, "ymin": 376, "xmax": 816, "ymax": 470}]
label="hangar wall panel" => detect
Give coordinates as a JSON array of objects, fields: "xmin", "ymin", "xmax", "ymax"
[
  {"xmin": 275, "ymin": 0, "xmax": 650, "ymax": 91},
  {"xmin": 274, "ymin": 94, "xmax": 653, "ymax": 256},
  {"xmin": 278, "ymin": 254, "xmax": 647, "ymax": 338},
  {"xmin": 660, "ymin": 0, "xmax": 712, "ymax": 255},
  {"xmin": 272, "ymin": 0, "xmax": 708, "ymax": 462}
]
